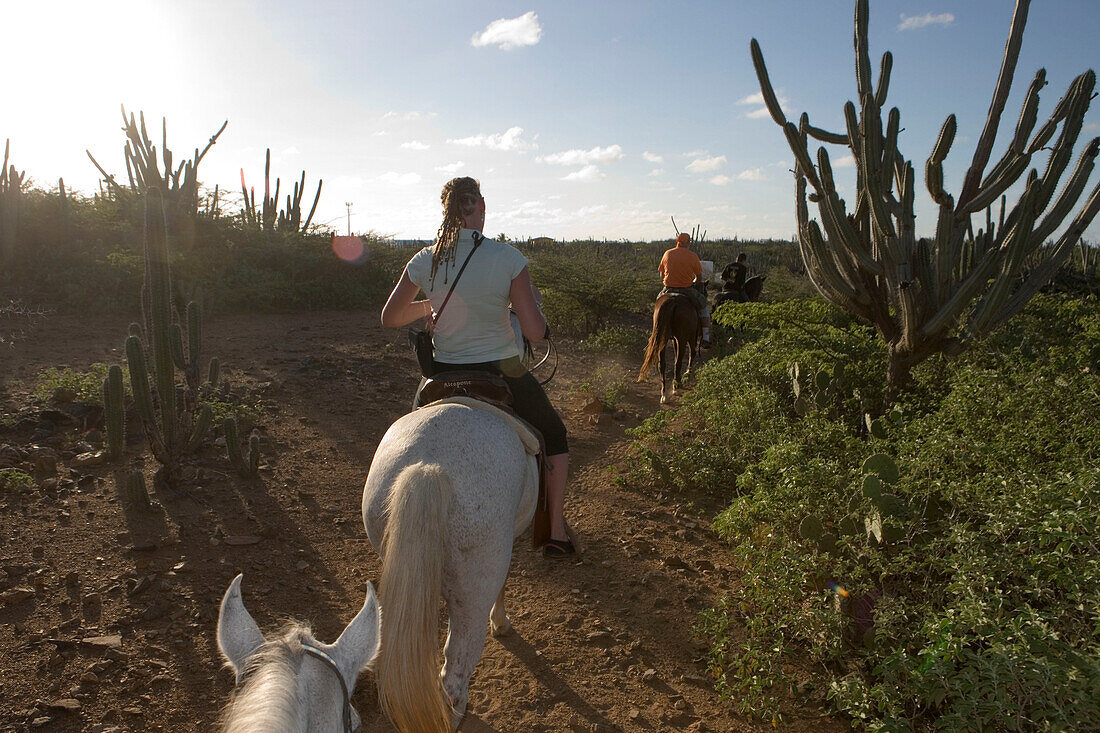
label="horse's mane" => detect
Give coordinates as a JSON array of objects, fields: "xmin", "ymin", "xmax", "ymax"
[{"xmin": 221, "ymin": 623, "xmax": 315, "ymax": 733}]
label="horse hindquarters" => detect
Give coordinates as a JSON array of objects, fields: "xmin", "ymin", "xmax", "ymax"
[{"xmin": 376, "ymin": 463, "xmax": 454, "ymax": 733}]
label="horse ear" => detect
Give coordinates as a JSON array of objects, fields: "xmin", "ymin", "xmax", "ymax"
[
  {"xmin": 331, "ymin": 582, "xmax": 380, "ymax": 686},
  {"xmin": 217, "ymin": 574, "xmax": 266, "ymax": 678}
]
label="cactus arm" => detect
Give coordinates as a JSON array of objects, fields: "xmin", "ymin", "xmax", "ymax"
[
  {"xmin": 170, "ymin": 323, "xmax": 186, "ymax": 371},
  {"xmin": 964, "ymin": 154, "xmax": 1033, "ymax": 214},
  {"xmin": 874, "ymin": 51, "xmax": 892, "ymax": 108},
  {"xmin": 144, "ymin": 189, "xmax": 178, "ymax": 450},
  {"xmin": 302, "ymin": 178, "xmax": 322, "ymax": 232},
  {"xmin": 969, "ymin": 183, "xmax": 1042, "ymax": 334},
  {"xmin": 248, "ymin": 434, "xmax": 260, "ymax": 476},
  {"xmin": 957, "ymin": 0, "xmax": 1031, "ymax": 212},
  {"xmin": 103, "ymin": 365, "xmax": 126, "ymax": 461},
  {"xmin": 991, "ymin": 181, "xmax": 1100, "ymax": 330},
  {"xmin": 186, "ymin": 300, "xmax": 202, "ymax": 369},
  {"xmin": 854, "ymin": 0, "xmax": 872, "ymax": 101},
  {"xmin": 187, "ymin": 405, "xmax": 213, "ymax": 452},
  {"xmin": 749, "ymin": 38, "xmax": 789, "ymax": 127},
  {"xmin": 1030, "ymin": 138, "xmax": 1100, "ymax": 247}
]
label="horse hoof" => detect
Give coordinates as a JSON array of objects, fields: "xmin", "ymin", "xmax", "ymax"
[{"xmin": 491, "ymin": 618, "xmax": 513, "ymax": 637}]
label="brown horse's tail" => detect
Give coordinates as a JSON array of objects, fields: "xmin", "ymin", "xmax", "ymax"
[{"xmin": 638, "ymin": 296, "xmax": 672, "ymax": 381}]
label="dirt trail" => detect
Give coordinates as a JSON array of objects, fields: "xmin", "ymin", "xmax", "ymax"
[{"xmin": 0, "ymin": 311, "xmax": 841, "ymax": 732}]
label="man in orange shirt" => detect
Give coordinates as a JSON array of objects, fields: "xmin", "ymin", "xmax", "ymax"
[{"xmin": 658, "ymin": 233, "xmax": 711, "ymax": 346}]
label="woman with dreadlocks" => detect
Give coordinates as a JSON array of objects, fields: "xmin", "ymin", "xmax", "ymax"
[{"xmin": 381, "ymin": 176, "xmax": 574, "ymax": 557}]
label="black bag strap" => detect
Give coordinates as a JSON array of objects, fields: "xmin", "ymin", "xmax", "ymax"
[{"xmin": 432, "ymin": 231, "xmax": 484, "ymax": 326}]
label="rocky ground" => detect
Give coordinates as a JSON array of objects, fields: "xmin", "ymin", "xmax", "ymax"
[{"xmin": 0, "ymin": 310, "xmax": 844, "ymax": 732}]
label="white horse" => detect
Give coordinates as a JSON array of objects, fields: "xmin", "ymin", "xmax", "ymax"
[
  {"xmin": 362, "ymin": 400, "xmax": 539, "ymax": 732},
  {"xmin": 216, "ymin": 574, "xmax": 380, "ymax": 732}
]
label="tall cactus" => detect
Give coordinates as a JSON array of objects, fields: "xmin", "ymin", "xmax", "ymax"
[
  {"xmin": 751, "ymin": 0, "xmax": 1100, "ymax": 402},
  {"xmin": 240, "ymin": 148, "xmax": 322, "ymax": 234},
  {"xmin": 0, "ymin": 139, "xmax": 25, "ymax": 270},
  {"xmin": 123, "ymin": 189, "xmax": 217, "ymax": 489}
]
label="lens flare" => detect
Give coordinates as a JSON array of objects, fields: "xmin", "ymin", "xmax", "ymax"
[
  {"xmin": 332, "ymin": 235, "xmax": 368, "ymax": 265},
  {"xmin": 827, "ymin": 581, "xmax": 850, "ymax": 598}
]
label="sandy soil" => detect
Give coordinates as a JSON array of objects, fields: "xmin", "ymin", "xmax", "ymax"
[{"xmin": 0, "ymin": 310, "xmax": 844, "ymax": 732}]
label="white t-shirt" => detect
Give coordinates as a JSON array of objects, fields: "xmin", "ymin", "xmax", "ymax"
[{"xmin": 405, "ymin": 229, "xmax": 528, "ymax": 364}]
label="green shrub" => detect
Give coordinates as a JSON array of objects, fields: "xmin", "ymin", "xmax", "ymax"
[
  {"xmin": 0, "ymin": 469, "xmax": 34, "ymax": 492},
  {"xmin": 33, "ymin": 364, "xmax": 115, "ymax": 404},
  {"xmin": 626, "ymin": 294, "xmax": 1100, "ymax": 729}
]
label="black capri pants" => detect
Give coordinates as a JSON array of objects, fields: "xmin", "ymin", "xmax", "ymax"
[{"xmin": 431, "ymin": 356, "xmax": 569, "ymax": 456}]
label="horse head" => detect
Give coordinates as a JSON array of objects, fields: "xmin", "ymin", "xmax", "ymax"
[{"xmin": 218, "ymin": 574, "xmax": 379, "ymax": 733}]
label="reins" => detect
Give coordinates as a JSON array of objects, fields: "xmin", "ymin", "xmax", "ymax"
[{"xmin": 301, "ymin": 643, "xmax": 360, "ymax": 733}]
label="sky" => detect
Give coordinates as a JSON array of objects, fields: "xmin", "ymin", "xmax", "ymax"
[{"xmin": 4, "ymin": 0, "xmax": 1100, "ymax": 242}]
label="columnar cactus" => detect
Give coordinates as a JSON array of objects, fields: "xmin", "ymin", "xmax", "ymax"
[
  {"xmin": 126, "ymin": 471, "xmax": 152, "ymax": 511},
  {"xmin": 240, "ymin": 148, "xmax": 322, "ymax": 234},
  {"xmin": 0, "ymin": 139, "xmax": 25, "ymax": 269},
  {"xmin": 223, "ymin": 417, "xmax": 260, "ymax": 478},
  {"xmin": 751, "ymin": 0, "xmax": 1100, "ymax": 402},
  {"xmin": 123, "ymin": 189, "xmax": 217, "ymax": 489},
  {"xmin": 103, "ymin": 365, "xmax": 126, "ymax": 461}
]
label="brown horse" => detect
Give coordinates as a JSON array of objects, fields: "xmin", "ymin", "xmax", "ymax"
[{"xmin": 638, "ymin": 292, "xmax": 701, "ymax": 404}]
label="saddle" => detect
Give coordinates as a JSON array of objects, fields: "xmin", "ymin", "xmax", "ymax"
[
  {"xmin": 415, "ymin": 370, "xmax": 513, "ymax": 409},
  {"xmin": 414, "ymin": 371, "xmax": 551, "ymax": 549}
]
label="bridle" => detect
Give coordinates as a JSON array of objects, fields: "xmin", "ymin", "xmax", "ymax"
[{"xmin": 300, "ymin": 643, "xmax": 361, "ymax": 733}]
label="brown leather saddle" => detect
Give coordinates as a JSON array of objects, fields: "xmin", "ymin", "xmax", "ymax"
[{"xmin": 414, "ymin": 371, "xmax": 551, "ymax": 549}]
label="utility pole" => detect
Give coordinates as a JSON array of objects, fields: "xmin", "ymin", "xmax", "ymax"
[{"xmin": 345, "ymin": 202, "xmax": 353, "ymax": 235}]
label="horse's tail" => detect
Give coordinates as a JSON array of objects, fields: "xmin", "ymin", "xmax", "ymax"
[
  {"xmin": 377, "ymin": 462, "xmax": 453, "ymax": 733},
  {"xmin": 638, "ymin": 296, "xmax": 672, "ymax": 381}
]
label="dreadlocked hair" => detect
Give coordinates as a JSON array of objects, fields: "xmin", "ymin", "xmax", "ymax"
[{"xmin": 431, "ymin": 177, "xmax": 482, "ymax": 283}]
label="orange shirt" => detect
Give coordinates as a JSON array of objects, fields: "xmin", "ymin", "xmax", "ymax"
[{"xmin": 658, "ymin": 246, "xmax": 702, "ymax": 287}]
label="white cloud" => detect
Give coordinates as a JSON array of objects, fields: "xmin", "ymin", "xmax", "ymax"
[
  {"xmin": 537, "ymin": 144, "xmax": 623, "ymax": 166},
  {"xmin": 471, "ymin": 11, "xmax": 542, "ymax": 50},
  {"xmin": 710, "ymin": 175, "xmax": 732, "ymax": 186},
  {"xmin": 400, "ymin": 140, "xmax": 429, "ymax": 150},
  {"xmin": 372, "ymin": 131, "xmax": 388, "ymax": 137},
  {"xmin": 648, "ymin": 168, "xmax": 664, "ymax": 177},
  {"xmin": 687, "ymin": 155, "xmax": 727, "ymax": 173},
  {"xmin": 435, "ymin": 161, "xmax": 465, "ymax": 174},
  {"xmin": 447, "ymin": 126, "xmax": 535, "ymax": 152},
  {"xmin": 738, "ymin": 90, "xmax": 790, "ymax": 119},
  {"xmin": 898, "ymin": 12, "xmax": 955, "ymax": 31},
  {"xmin": 683, "ymin": 149, "xmax": 708, "ymax": 158},
  {"xmin": 1084, "ymin": 122, "xmax": 1100, "ymax": 133},
  {"xmin": 643, "ymin": 151, "xmax": 663, "ymax": 163},
  {"xmin": 738, "ymin": 168, "xmax": 766, "ymax": 181},
  {"xmin": 375, "ymin": 172, "xmax": 422, "ymax": 187},
  {"xmin": 562, "ymin": 165, "xmax": 603, "ymax": 182},
  {"xmin": 833, "ymin": 155, "xmax": 856, "ymax": 168}
]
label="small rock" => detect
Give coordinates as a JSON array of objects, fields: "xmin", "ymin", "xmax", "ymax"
[
  {"xmin": 130, "ymin": 542, "xmax": 157, "ymax": 553},
  {"xmin": 48, "ymin": 698, "xmax": 81, "ymax": 711},
  {"xmin": 30, "ymin": 717, "xmax": 53, "ymax": 728},
  {"xmin": 71, "ymin": 450, "xmax": 107, "ymax": 468},
  {"xmin": 81, "ymin": 671, "xmax": 100, "ymax": 684},
  {"xmin": 642, "ymin": 668, "xmax": 658, "ymax": 683},
  {"xmin": 585, "ymin": 631, "xmax": 615, "ymax": 647},
  {"xmin": 0, "ymin": 586, "xmax": 35, "ymax": 605},
  {"xmin": 224, "ymin": 535, "xmax": 262, "ymax": 546},
  {"xmin": 82, "ymin": 634, "xmax": 122, "ymax": 649}
]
